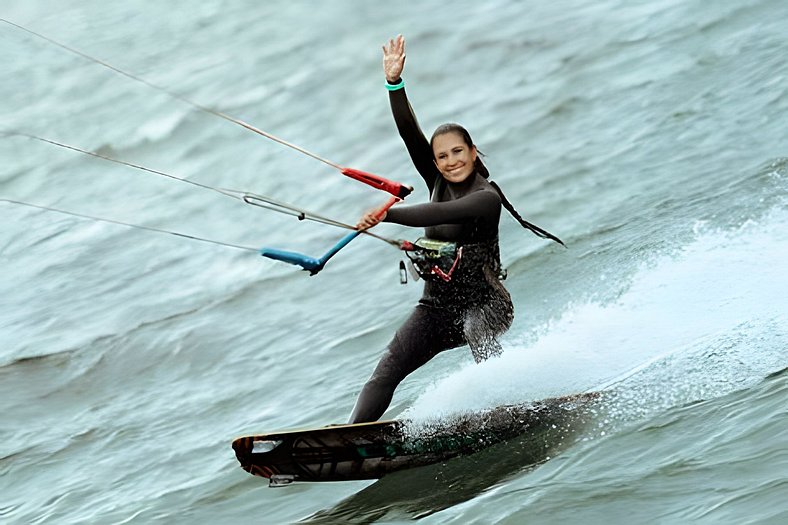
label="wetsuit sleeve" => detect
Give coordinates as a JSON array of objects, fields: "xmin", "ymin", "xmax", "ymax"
[
  {"xmin": 389, "ymin": 81, "xmax": 442, "ymax": 193},
  {"xmin": 385, "ymin": 190, "xmax": 501, "ymax": 227}
]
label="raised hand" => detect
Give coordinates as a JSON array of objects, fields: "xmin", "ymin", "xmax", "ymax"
[{"xmin": 382, "ymin": 35, "xmax": 406, "ymax": 83}]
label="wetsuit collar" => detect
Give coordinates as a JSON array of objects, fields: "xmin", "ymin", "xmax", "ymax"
[{"xmin": 443, "ymin": 170, "xmax": 480, "ymax": 198}]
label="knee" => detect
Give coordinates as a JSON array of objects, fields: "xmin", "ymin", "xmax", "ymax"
[
  {"xmin": 365, "ymin": 357, "xmax": 405, "ymax": 391},
  {"xmin": 363, "ymin": 371, "xmax": 395, "ymax": 393}
]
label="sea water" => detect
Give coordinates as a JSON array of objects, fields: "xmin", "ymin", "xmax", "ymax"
[{"xmin": 1, "ymin": 1, "xmax": 786, "ymax": 523}]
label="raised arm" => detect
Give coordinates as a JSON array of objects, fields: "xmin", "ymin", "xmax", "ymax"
[{"xmin": 383, "ymin": 35, "xmax": 441, "ymax": 192}]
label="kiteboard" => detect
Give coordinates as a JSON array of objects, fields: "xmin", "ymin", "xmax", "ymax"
[{"xmin": 232, "ymin": 391, "xmax": 600, "ymax": 486}]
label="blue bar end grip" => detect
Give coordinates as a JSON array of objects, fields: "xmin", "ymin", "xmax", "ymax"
[{"xmin": 260, "ymin": 247, "xmax": 323, "ymax": 273}]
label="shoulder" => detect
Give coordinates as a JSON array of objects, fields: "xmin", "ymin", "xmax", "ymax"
[
  {"xmin": 459, "ymin": 188, "xmax": 501, "ymax": 216},
  {"xmin": 469, "ymin": 188, "xmax": 500, "ymax": 202},
  {"xmin": 467, "ymin": 184, "xmax": 501, "ymax": 206}
]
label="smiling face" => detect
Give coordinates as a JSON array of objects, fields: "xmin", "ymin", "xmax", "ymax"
[{"xmin": 432, "ymin": 131, "xmax": 478, "ymax": 183}]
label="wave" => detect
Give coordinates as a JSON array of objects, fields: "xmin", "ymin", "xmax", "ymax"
[
  {"xmin": 441, "ymin": 365, "xmax": 788, "ymax": 525},
  {"xmin": 406, "ymin": 204, "xmax": 788, "ymax": 420},
  {"xmin": 0, "ymin": 264, "xmax": 292, "ymax": 369},
  {"xmin": 0, "ymin": 347, "xmax": 76, "ymax": 372}
]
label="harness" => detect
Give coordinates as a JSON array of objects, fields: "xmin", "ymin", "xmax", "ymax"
[{"xmin": 404, "ymin": 238, "xmax": 463, "ymax": 282}]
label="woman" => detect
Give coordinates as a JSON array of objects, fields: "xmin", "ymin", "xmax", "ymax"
[{"xmin": 349, "ymin": 35, "xmax": 562, "ymax": 424}]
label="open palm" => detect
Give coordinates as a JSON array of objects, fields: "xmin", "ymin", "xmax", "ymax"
[{"xmin": 383, "ymin": 35, "xmax": 406, "ymax": 82}]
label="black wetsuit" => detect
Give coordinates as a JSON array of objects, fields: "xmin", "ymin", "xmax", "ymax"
[{"xmin": 348, "ymin": 83, "xmax": 514, "ymax": 424}]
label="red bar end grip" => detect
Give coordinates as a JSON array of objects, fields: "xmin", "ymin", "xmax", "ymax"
[{"xmin": 341, "ymin": 168, "xmax": 413, "ymax": 199}]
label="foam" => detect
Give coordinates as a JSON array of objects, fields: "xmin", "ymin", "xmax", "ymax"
[{"xmin": 406, "ymin": 207, "xmax": 788, "ymax": 419}]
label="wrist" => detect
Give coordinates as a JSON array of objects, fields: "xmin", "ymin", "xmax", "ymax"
[{"xmin": 385, "ymin": 78, "xmax": 404, "ymax": 91}]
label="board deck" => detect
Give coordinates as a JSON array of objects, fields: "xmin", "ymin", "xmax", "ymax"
[{"xmin": 232, "ymin": 392, "xmax": 600, "ymax": 486}]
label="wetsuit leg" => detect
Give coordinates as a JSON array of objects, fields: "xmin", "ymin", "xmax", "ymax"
[{"xmin": 349, "ymin": 304, "xmax": 465, "ymax": 424}]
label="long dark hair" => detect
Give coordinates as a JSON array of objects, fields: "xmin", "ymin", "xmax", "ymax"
[{"xmin": 430, "ymin": 123, "xmax": 565, "ymax": 246}]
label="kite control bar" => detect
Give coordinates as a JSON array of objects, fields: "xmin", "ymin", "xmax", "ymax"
[{"xmin": 260, "ymin": 196, "xmax": 401, "ymax": 275}]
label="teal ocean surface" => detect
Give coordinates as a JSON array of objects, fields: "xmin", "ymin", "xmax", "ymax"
[{"xmin": 1, "ymin": 1, "xmax": 786, "ymax": 523}]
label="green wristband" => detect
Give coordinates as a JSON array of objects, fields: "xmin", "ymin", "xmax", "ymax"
[{"xmin": 385, "ymin": 79, "xmax": 405, "ymax": 91}]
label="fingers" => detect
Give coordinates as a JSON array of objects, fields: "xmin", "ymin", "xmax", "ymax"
[
  {"xmin": 395, "ymin": 35, "xmax": 405, "ymax": 57},
  {"xmin": 382, "ymin": 35, "xmax": 406, "ymax": 82},
  {"xmin": 356, "ymin": 212, "xmax": 374, "ymax": 231},
  {"xmin": 357, "ymin": 219, "xmax": 376, "ymax": 231},
  {"xmin": 383, "ymin": 37, "xmax": 397, "ymax": 55},
  {"xmin": 356, "ymin": 210, "xmax": 386, "ymax": 230},
  {"xmin": 383, "ymin": 34, "xmax": 405, "ymax": 57}
]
